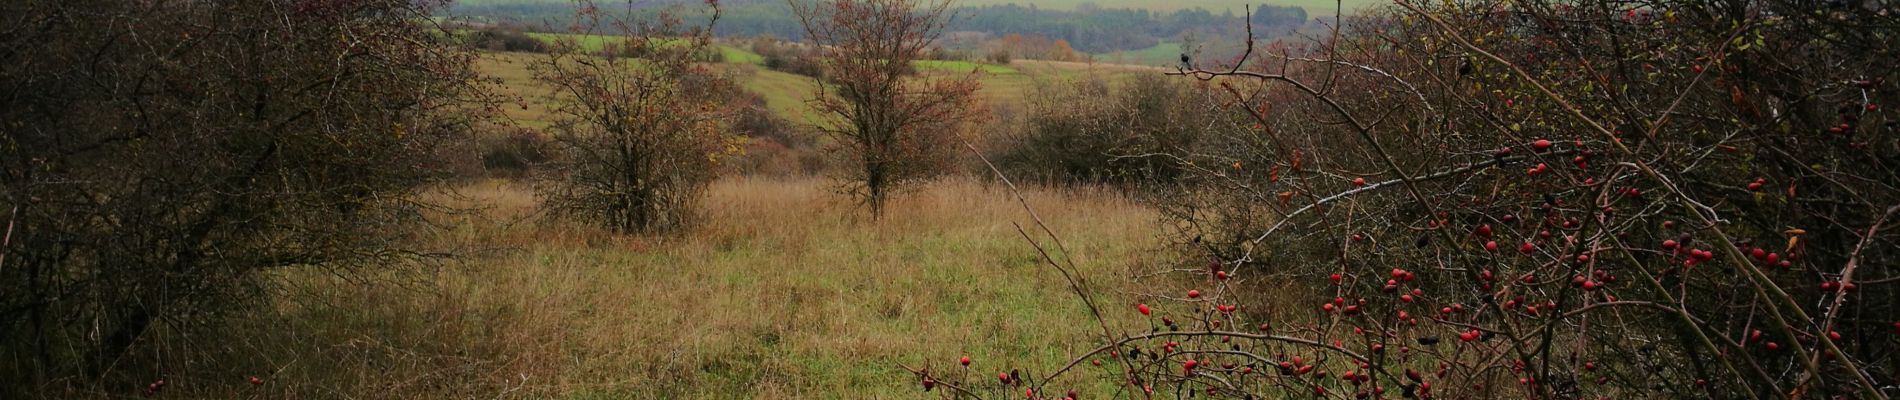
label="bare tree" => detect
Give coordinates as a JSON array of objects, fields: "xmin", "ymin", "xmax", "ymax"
[
  {"xmin": 790, "ymin": 0, "xmax": 982, "ymax": 219},
  {"xmin": 532, "ymin": 1, "xmax": 743, "ymax": 234}
]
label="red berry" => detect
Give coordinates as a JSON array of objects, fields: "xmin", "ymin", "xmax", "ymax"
[
  {"xmin": 1137, "ymin": 303, "xmax": 1151, "ymax": 315},
  {"xmin": 1329, "ymin": 273, "xmax": 1342, "ymax": 285},
  {"xmin": 1533, "ymin": 139, "xmax": 1553, "ymax": 151},
  {"xmin": 1476, "ymin": 224, "xmax": 1493, "ymax": 237},
  {"xmin": 1828, "ymin": 331, "xmax": 1842, "ymax": 341},
  {"xmin": 1353, "ymin": 177, "xmax": 1367, "ymax": 186},
  {"xmin": 1186, "ymin": 290, "xmax": 1201, "ymax": 299},
  {"xmin": 1183, "ymin": 359, "xmax": 1199, "ymax": 372},
  {"xmin": 961, "ymin": 356, "xmax": 972, "ymax": 366},
  {"xmin": 1485, "ymin": 241, "xmax": 1499, "ymax": 252},
  {"xmin": 1322, "ymin": 303, "xmax": 1336, "ymax": 312},
  {"xmin": 1765, "ymin": 342, "xmax": 1780, "ymax": 350},
  {"xmin": 1519, "ymin": 242, "xmax": 1536, "ymax": 254},
  {"xmin": 1215, "ymin": 270, "xmax": 1229, "ymax": 280},
  {"xmin": 249, "ymin": 376, "xmax": 263, "ymax": 386}
]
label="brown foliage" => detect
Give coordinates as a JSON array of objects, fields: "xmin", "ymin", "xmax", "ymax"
[
  {"xmin": 791, "ymin": 0, "xmax": 984, "ymax": 218},
  {"xmin": 0, "ymin": 0, "xmax": 494, "ymax": 391},
  {"xmin": 532, "ymin": 1, "xmax": 743, "ymax": 234},
  {"xmin": 942, "ymin": 1, "xmax": 1900, "ymax": 399}
]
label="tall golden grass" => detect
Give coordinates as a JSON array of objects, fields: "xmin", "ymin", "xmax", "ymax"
[{"xmin": 140, "ymin": 177, "xmax": 1162, "ymax": 399}]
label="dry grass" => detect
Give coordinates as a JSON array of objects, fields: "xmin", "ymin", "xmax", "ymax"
[{"xmin": 157, "ymin": 177, "xmax": 1164, "ymax": 399}]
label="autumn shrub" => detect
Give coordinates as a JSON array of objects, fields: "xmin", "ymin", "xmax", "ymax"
[
  {"xmin": 791, "ymin": 0, "xmax": 984, "ymax": 218},
  {"xmin": 532, "ymin": 5, "xmax": 742, "ymax": 234},
  {"xmin": 988, "ymin": 74, "xmax": 1232, "ymax": 187},
  {"xmin": 924, "ymin": 1, "xmax": 1900, "ymax": 399},
  {"xmin": 0, "ymin": 0, "xmax": 491, "ymax": 393},
  {"xmin": 477, "ymin": 126, "xmax": 555, "ymax": 177},
  {"xmin": 470, "ymin": 29, "xmax": 551, "ymax": 53}
]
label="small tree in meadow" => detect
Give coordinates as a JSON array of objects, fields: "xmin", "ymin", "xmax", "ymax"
[
  {"xmin": 532, "ymin": 1, "xmax": 743, "ymax": 234},
  {"xmin": 790, "ymin": 0, "xmax": 983, "ymax": 219}
]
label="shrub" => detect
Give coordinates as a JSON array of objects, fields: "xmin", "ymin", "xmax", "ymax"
[
  {"xmin": 0, "ymin": 0, "xmax": 491, "ymax": 390},
  {"xmin": 477, "ymin": 127, "xmax": 554, "ymax": 176},
  {"xmin": 988, "ymin": 74, "xmax": 1230, "ymax": 186},
  {"xmin": 986, "ymin": 48, "xmax": 1012, "ymax": 65},
  {"xmin": 931, "ymin": 1, "xmax": 1900, "ymax": 399},
  {"xmin": 471, "ymin": 29, "xmax": 550, "ymax": 53},
  {"xmin": 791, "ymin": 0, "xmax": 983, "ymax": 218},
  {"xmin": 531, "ymin": 7, "xmax": 741, "ymax": 234}
]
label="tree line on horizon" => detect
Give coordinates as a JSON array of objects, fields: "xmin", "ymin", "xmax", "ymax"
[{"xmin": 448, "ymin": 0, "xmax": 1314, "ymax": 57}]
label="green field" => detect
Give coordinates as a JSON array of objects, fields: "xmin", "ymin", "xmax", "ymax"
[
  {"xmin": 523, "ymin": 32, "xmax": 766, "ymax": 65},
  {"xmin": 1098, "ymin": 41, "xmax": 1184, "ymax": 66}
]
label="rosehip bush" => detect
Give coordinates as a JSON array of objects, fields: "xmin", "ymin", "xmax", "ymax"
[{"xmin": 918, "ymin": 1, "xmax": 1900, "ymax": 399}]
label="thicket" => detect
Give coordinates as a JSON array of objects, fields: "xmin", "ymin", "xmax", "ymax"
[
  {"xmin": 531, "ymin": 5, "xmax": 744, "ymax": 234},
  {"xmin": 986, "ymin": 75, "xmax": 1235, "ymax": 186},
  {"xmin": 925, "ymin": 1, "xmax": 1900, "ymax": 399},
  {"xmin": 0, "ymin": 0, "xmax": 493, "ymax": 393}
]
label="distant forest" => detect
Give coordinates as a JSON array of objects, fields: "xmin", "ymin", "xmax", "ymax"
[{"xmin": 447, "ymin": 0, "xmax": 1315, "ymax": 55}]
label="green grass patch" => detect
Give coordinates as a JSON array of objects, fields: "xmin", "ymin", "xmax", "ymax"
[
  {"xmin": 1098, "ymin": 41, "xmax": 1184, "ymax": 66},
  {"xmin": 917, "ymin": 60, "xmax": 1018, "ymax": 75}
]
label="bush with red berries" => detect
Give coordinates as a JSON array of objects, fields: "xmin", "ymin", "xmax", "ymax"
[{"xmin": 918, "ymin": 1, "xmax": 1900, "ymax": 398}]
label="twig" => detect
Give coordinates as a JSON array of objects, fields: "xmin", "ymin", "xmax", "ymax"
[
  {"xmin": 0, "ymin": 205, "xmax": 15, "ymax": 273},
  {"xmin": 956, "ymin": 134, "xmax": 1148, "ymax": 399}
]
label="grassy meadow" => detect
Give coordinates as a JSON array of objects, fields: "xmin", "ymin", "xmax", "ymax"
[
  {"xmin": 150, "ymin": 35, "xmax": 1203, "ymax": 399},
  {"xmin": 189, "ymin": 178, "xmax": 1166, "ymax": 398}
]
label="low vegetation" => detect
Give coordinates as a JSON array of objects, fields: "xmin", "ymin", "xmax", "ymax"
[
  {"xmin": 109, "ymin": 178, "xmax": 1160, "ymax": 398},
  {"xmin": 7, "ymin": 0, "xmax": 1898, "ymax": 399}
]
